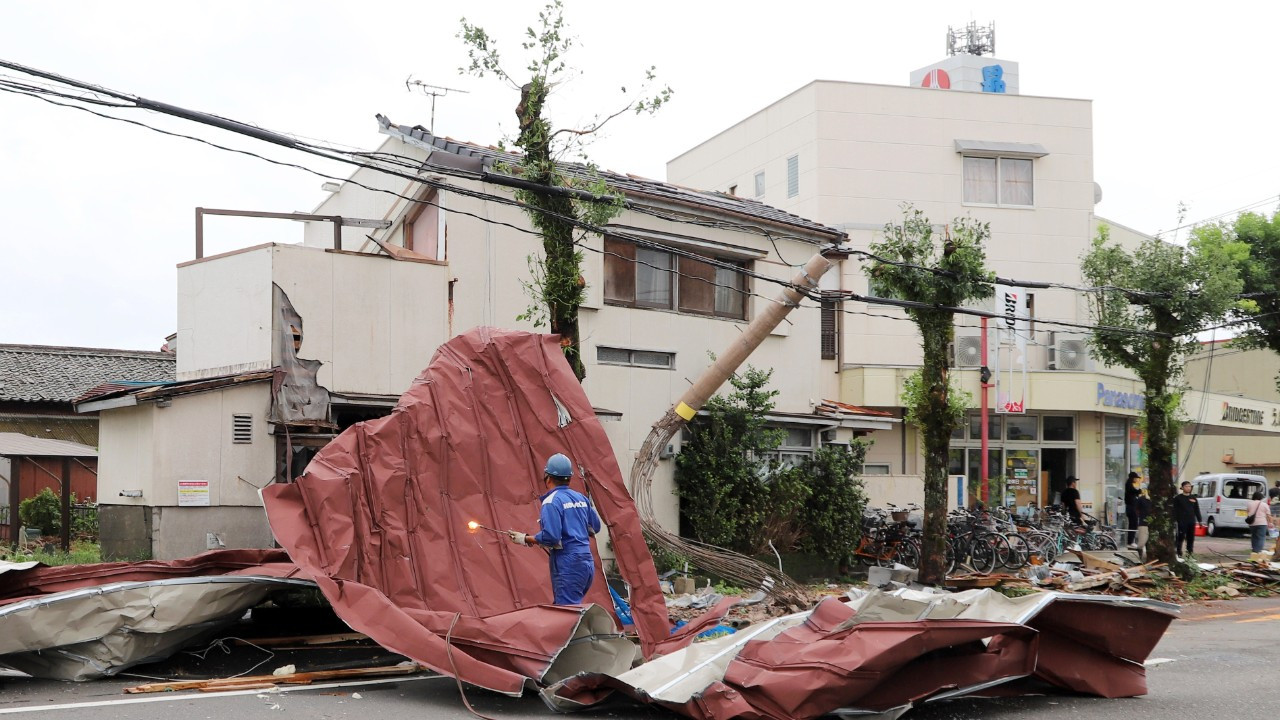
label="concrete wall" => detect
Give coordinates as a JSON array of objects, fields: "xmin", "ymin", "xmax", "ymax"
[{"xmin": 176, "ymin": 246, "xmax": 274, "ymax": 380}]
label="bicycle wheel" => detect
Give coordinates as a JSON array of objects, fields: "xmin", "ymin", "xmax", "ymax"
[
  {"xmin": 968, "ymin": 533, "xmax": 1004, "ymax": 574},
  {"xmin": 1002, "ymin": 533, "xmax": 1031, "ymax": 569},
  {"xmin": 1095, "ymin": 532, "xmax": 1118, "ymax": 550},
  {"xmin": 874, "ymin": 537, "xmax": 897, "ymax": 568},
  {"xmin": 944, "ymin": 538, "xmax": 958, "ymax": 576},
  {"xmin": 895, "ymin": 538, "xmax": 921, "ymax": 569},
  {"xmin": 1025, "ymin": 531, "xmax": 1055, "ymax": 561}
]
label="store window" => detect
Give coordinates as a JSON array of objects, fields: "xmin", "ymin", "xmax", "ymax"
[
  {"xmin": 967, "ymin": 414, "xmax": 1002, "ymax": 441},
  {"xmin": 1005, "ymin": 416, "xmax": 1037, "ymax": 441},
  {"xmin": 1042, "ymin": 415, "xmax": 1074, "ymax": 442}
]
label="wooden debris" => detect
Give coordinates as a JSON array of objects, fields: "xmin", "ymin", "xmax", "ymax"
[
  {"xmin": 123, "ymin": 663, "xmax": 421, "ymax": 694},
  {"xmin": 233, "ymin": 632, "xmax": 368, "ymax": 647}
]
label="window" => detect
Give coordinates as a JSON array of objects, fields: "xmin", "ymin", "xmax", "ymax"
[
  {"xmin": 1005, "ymin": 416, "xmax": 1037, "ymax": 441},
  {"xmin": 968, "ymin": 414, "xmax": 1002, "ymax": 441},
  {"xmin": 862, "ymin": 463, "xmax": 891, "ymax": 476},
  {"xmin": 232, "ymin": 413, "xmax": 253, "ymax": 444},
  {"xmin": 728, "ymin": 184, "xmax": 737, "ymax": 196},
  {"xmin": 820, "ymin": 298, "xmax": 838, "ymax": 360},
  {"xmin": 754, "ymin": 171, "xmax": 765, "ymax": 197},
  {"xmin": 786, "ymin": 155, "xmax": 799, "ymax": 198},
  {"xmin": 604, "ymin": 236, "xmax": 749, "ymax": 320},
  {"xmin": 404, "ymin": 189, "xmax": 444, "ymax": 259},
  {"xmin": 769, "ymin": 426, "xmax": 814, "ymax": 468},
  {"xmin": 962, "ymin": 156, "xmax": 1034, "ymax": 206},
  {"xmin": 1042, "ymin": 415, "xmax": 1074, "ymax": 442},
  {"xmin": 596, "ymin": 346, "xmax": 674, "ymax": 369}
]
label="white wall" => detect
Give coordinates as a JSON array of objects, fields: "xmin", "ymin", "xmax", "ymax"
[{"xmin": 176, "ymin": 247, "xmax": 274, "ymax": 380}]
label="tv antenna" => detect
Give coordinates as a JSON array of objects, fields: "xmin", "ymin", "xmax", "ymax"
[
  {"xmin": 946, "ymin": 21, "xmax": 996, "ymax": 57},
  {"xmin": 405, "ymin": 77, "xmax": 470, "ymax": 131}
]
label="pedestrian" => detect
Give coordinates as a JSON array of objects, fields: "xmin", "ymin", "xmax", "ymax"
[
  {"xmin": 1245, "ymin": 490, "xmax": 1271, "ymax": 561},
  {"xmin": 1134, "ymin": 489, "xmax": 1152, "ymax": 559},
  {"xmin": 511, "ymin": 452, "xmax": 602, "ymax": 605},
  {"xmin": 1124, "ymin": 472, "xmax": 1142, "ymax": 546},
  {"xmin": 1173, "ymin": 480, "xmax": 1202, "ymax": 560},
  {"xmin": 1060, "ymin": 476, "xmax": 1083, "ymax": 525},
  {"xmin": 1269, "ymin": 480, "xmax": 1280, "ymax": 501}
]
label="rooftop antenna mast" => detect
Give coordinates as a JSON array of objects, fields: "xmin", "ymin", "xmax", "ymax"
[
  {"xmin": 947, "ymin": 21, "xmax": 996, "ymax": 57},
  {"xmin": 405, "ymin": 77, "xmax": 470, "ymax": 131}
]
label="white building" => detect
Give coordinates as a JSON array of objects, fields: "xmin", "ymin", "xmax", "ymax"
[
  {"xmin": 81, "ymin": 119, "xmax": 895, "ymax": 559},
  {"xmin": 667, "ymin": 53, "xmax": 1280, "ymax": 521}
]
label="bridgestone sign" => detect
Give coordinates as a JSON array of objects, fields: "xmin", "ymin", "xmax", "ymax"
[{"xmin": 1221, "ymin": 402, "xmax": 1264, "ymax": 425}]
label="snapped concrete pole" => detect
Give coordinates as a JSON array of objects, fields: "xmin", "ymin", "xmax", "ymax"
[{"xmin": 628, "ymin": 250, "xmax": 836, "ymax": 606}]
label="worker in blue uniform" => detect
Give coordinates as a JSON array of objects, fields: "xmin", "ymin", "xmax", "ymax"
[{"xmin": 510, "ymin": 453, "xmax": 601, "ymax": 604}]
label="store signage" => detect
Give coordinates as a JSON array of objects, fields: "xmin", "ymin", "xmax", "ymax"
[
  {"xmin": 1221, "ymin": 402, "xmax": 1264, "ymax": 426},
  {"xmin": 995, "ymin": 285, "xmax": 1028, "ymax": 414},
  {"xmin": 1096, "ymin": 383, "xmax": 1145, "ymax": 410}
]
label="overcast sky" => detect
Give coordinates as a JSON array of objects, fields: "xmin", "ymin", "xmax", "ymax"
[{"xmin": 2, "ymin": 1, "xmax": 1278, "ymax": 351}]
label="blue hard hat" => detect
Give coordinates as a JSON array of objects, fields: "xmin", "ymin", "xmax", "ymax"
[{"xmin": 544, "ymin": 453, "xmax": 573, "ymax": 479}]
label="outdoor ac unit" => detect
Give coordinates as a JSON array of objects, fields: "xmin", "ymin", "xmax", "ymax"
[
  {"xmin": 950, "ymin": 334, "xmax": 986, "ymax": 368},
  {"xmin": 1049, "ymin": 334, "xmax": 1090, "ymax": 371}
]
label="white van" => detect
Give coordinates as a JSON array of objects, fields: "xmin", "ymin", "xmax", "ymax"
[{"xmin": 1191, "ymin": 473, "xmax": 1266, "ymax": 536}]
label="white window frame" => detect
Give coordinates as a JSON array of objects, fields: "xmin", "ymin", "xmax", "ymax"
[
  {"xmin": 962, "ymin": 155, "xmax": 1035, "ymax": 208},
  {"xmin": 595, "ymin": 346, "xmax": 675, "ymax": 370},
  {"xmin": 786, "ymin": 155, "xmax": 799, "ymax": 198},
  {"xmin": 754, "ymin": 171, "xmax": 765, "ymax": 197}
]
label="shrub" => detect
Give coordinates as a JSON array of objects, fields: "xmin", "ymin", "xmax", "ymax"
[
  {"xmin": 19, "ymin": 488, "xmax": 61, "ymax": 536},
  {"xmin": 797, "ymin": 443, "xmax": 869, "ymax": 563}
]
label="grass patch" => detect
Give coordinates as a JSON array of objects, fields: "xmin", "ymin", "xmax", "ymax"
[{"xmin": 3, "ymin": 540, "xmax": 101, "ymax": 565}]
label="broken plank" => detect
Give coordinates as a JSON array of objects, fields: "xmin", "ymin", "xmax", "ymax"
[
  {"xmin": 234, "ymin": 632, "xmax": 368, "ymax": 647},
  {"xmin": 124, "ymin": 663, "xmax": 421, "ymax": 694}
]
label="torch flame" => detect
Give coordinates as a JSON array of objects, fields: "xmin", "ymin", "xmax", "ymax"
[{"xmin": 467, "ymin": 520, "xmax": 479, "ymax": 532}]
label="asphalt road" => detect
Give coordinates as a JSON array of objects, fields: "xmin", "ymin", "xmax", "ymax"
[{"xmin": 1, "ymin": 533, "xmax": 1273, "ymax": 720}]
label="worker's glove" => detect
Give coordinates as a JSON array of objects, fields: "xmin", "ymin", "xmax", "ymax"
[{"xmin": 509, "ymin": 531, "xmax": 529, "ymax": 546}]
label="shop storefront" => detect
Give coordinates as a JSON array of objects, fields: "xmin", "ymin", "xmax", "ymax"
[{"xmin": 947, "ymin": 412, "xmax": 1079, "ymax": 515}]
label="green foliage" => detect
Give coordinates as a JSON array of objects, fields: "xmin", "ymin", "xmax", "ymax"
[
  {"xmin": 1196, "ymin": 210, "xmax": 1280, "ymax": 390},
  {"xmin": 675, "ymin": 366, "xmax": 785, "ymax": 552},
  {"xmin": 967, "ymin": 474, "xmax": 1006, "ymax": 505},
  {"xmin": 458, "ymin": 0, "xmax": 670, "ymax": 381},
  {"xmin": 2, "ymin": 539, "xmax": 102, "ymax": 566},
  {"xmin": 797, "ymin": 444, "xmax": 869, "ymax": 563},
  {"xmin": 19, "ymin": 488, "xmax": 60, "ymax": 535},
  {"xmin": 864, "ymin": 204, "xmax": 994, "ymax": 585},
  {"xmin": 900, "ymin": 368, "xmax": 971, "ymax": 431},
  {"xmin": 646, "ymin": 538, "xmax": 691, "ymax": 574},
  {"xmin": 675, "ymin": 366, "xmax": 869, "ymax": 561},
  {"xmin": 711, "ymin": 580, "xmax": 746, "ymax": 596}
]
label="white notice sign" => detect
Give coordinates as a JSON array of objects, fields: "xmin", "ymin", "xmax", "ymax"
[{"xmin": 178, "ymin": 480, "xmax": 210, "ymax": 507}]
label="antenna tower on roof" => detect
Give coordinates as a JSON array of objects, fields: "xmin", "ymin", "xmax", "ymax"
[
  {"xmin": 405, "ymin": 77, "xmax": 470, "ymax": 132},
  {"xmin": 946, "ymin": 21, "xmax": 996, "ymax": 57}
]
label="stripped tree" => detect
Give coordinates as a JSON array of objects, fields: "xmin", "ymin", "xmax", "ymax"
[
  {"xmin": 866, "ymin": 205, "xmax": 993, "ymax": 585},
  {"xmin": 1081, "ymin": 223, "xmax": 1245, "ymax": 572},
  {"xmin": 459, "ymin": 0, "xmax": 671, "ymax": 380}
]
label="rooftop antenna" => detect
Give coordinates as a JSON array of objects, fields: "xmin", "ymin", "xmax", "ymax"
[
  {"xmin": 946, "ymin": 21, "xmax": 996, "ymax": 57},
  {"xmin": 405, "ymin": 77, "xmax": 470, "ymax": 132}
]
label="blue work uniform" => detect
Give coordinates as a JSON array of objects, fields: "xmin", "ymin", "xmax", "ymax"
[{"xmin": 534, "ymin": 484, "xmax": 602, "ymax": 605}]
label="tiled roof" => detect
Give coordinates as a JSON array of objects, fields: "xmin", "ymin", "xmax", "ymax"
[
  {"xmin": 0, "ymin": 344, "xmax": 176, "ymax": 403},
  {"xmin": 375, "ymin": 115, "xmax": 846, "ymax": 242}
]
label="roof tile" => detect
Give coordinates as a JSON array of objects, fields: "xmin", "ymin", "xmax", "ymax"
[{"xmin": 0, "ymin": 345, "xmax": 176, "ymax": 403}]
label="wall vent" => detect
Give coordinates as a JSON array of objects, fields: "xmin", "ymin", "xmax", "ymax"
[{"xmin": 232, "ymin": 413, "xmax": 253, "ymax": 444}]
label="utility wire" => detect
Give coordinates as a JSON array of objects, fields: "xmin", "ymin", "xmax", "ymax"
[{"xmin": 0, "ymin": 61, "xmax": 1224, "ymax": 340}]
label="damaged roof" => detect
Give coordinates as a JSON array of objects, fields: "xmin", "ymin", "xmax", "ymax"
[
  {"xmin": 375, "ymin": 115, "xmax": 845, "ymax": 242},
  {"xmin": 0, "ymin": 344, "xmax": 175, "ymax": 403}
]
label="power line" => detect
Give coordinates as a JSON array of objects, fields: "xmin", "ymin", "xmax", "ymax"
[{"xmin": 0, "ymin": 61, "xmax": 1206, "ymax": 342}]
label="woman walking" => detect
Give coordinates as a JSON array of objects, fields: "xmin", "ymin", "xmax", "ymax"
[{"xmin": 1246, "ymin": 490, "xmax": 1271, "ymax": 561}]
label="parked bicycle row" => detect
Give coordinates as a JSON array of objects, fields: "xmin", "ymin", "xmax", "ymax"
[{"xmin": 849, "ymin": 504, "xmax": 1118, "ymax": 575}]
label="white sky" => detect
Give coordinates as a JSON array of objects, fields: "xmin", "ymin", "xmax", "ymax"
[{"xmin": 2, "ymin": 1, "xmax": 1278, "ymax": 351}]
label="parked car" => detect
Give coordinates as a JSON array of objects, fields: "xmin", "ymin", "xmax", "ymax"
[{"xmin": 1190, "ymin": 473, "xmax": 1266, "ymax": 536}]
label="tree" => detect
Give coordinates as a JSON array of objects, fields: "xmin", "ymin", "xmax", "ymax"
[
  {"xmin": 865, "ymin": 205, "xmax": 994, "ymax": 585},
  {"xmin": 1081, "ymin": 223, "xmax": 1246, "ymax": 572},
  {"xmin": 797, "ymin": 443, "xmax": 869, "ymax": 565},
  {"xmin": 674, "ymin": 366, "xmax": 786, "ymax": 553},
  {"xmin": 459, "ymin": 1, "xmax": 671, "ymax": 380},
  {"xmin": 1206, "ymin": 210, "xmax": 1280, "ymax": 389}
]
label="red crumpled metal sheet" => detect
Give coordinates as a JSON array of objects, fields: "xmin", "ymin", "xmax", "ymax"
[
  {"xmin": 262, "ymin": 328, "xmax": 694, "ymax": 695},
  {"xmin": 0, "ymin": 548, "xmax": 302, "ymax": 605},
  {"xmin": 545, "ymin": 592, "xmax": 1177, "ymax": 719}
]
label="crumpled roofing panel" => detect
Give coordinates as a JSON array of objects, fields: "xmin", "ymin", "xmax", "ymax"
[
  {"xmin": 0, "ymin": 549, "xmax": 312, "ymax": 680},
  {"xmin": 544, "ymin": 589, "xmax": 1177, "ymax": 719},
  {"xmin": 262, "ymin": 328, "xmax": 691, "ymax": 695}
]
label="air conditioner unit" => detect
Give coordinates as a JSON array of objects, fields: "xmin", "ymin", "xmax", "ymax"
[
  {"xmin": 950, "ymin": 334, "xmax": 986, "ymax": 368},
  {"xmin": 1048, "ymin": 334, "xmax": 1090, "ymax": 371}
]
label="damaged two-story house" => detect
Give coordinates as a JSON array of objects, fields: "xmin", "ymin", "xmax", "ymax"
[{"xmin": 79, "ymin": 116, "xmax": 895, "ymax": 560}]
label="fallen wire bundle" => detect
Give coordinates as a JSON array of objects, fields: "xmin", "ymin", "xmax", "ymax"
[{"xmin": 628, "ymin": 410, "xmax": 813, "ymax": 609}]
